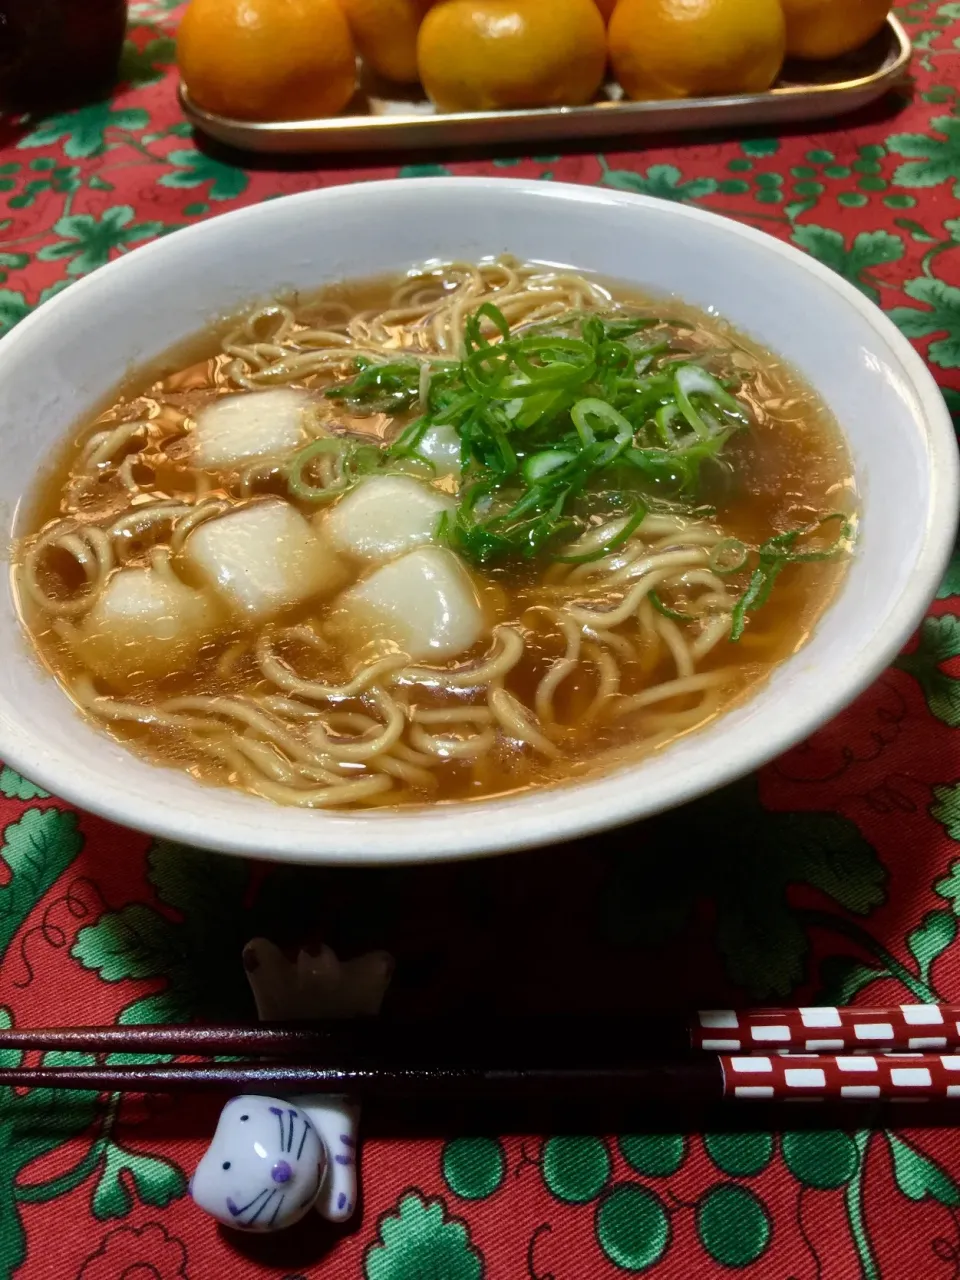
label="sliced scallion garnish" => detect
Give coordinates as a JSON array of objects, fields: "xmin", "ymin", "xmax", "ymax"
[
  {"xmin": 322, "ymin": 301, "xmax": 755, "ymax": 566},
  {"xmin": 650, "ymin": 591, "xmax": 698, "ymax": 623},
  {"xmin": 710, "ymin": 538, "xmax": 749, "ymax": 575},
  {"xmin": 728, "ymin": 516, "xmax": 853, "ymax": 641}
]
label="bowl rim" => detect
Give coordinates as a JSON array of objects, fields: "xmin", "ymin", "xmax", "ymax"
[{"xmin": 1, "ymin": 176, "xmax": 957, "ymax": 864}]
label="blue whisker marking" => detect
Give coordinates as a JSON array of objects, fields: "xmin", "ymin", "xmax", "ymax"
[
  {"xmin": 246, "ymin": 1188, "xmax": 278, "ymax": 1226},
  {"xmin": 230, "ymin": 1188, "xmax": 270, "ymax": 1219},
  {"xmin": 297, "ymin": 1119, "xmax": 310, "ymax": 1160},
  {"xmin": 287, "ymin": 1109, "xmax": 298, "ymax": 1153},
  {"xmin": 269, "ymin": 1106, "xmax": 285, "ymax": 1151},
  {"xmin": 268, "ymin": 1193, "xmax": 286, "ymax": 1226}
]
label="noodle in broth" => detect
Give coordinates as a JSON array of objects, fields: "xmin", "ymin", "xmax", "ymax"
[{"xmin": 14, "ymin": 257, "xmax": 855, "ymax": 809}]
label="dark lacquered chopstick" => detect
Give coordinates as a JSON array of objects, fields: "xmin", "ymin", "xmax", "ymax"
[
  {"xmin": 4, "ymin": 1052, "xmax": 960, "ymax": 1102},
  {"xmin": 0, "ymin": 1059, "xmax": 723, "ymax": 1101},
  {"xmin": 0, "ymin": 1022, "xmax": 354, "ymax": 1056},
  {"xmin": 1, "ymin": 1005, "xmax": 958, "ymax": 1057},
  {"xmin": 0, "ymin": 1017, "xmax": 691, "ymax": 1059}
]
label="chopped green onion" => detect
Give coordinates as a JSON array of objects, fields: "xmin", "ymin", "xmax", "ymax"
[
  {"xmin": 602, "ymin": 317, "xmax": 657, "ymax": 340},
  {"xmin": 730, "ymin": 567, "xmax": 769, "ymax": 642},
  {"xmin": 759, "ymin": 514, "xmax": 854, "ymax": 563},
  {"xmin": 571, "ymin": 398, "xmax": 635, "ymax": 447},
  {"xmin": 728, "ymin": 516, "xmax": 852, "ymax": 640},
  {"xmin": 325, "ymin": 359, "xmax": 423, "ymax": 415},
  {"xmin": 388, "ymin": 415, "xmax": 431, "ymax": 457},
  {"xmin": 622, "ymin": 447, "xmax": 692, "ymax": 492},
  {"xmin": 654, "ymin": 403, "xmax": 682, "ymax": 446},
  {"xmin": 598, "ymin": 340, "xmax": 632, "ymax": 370},
  {"xmin": 464, "ymin": 345, "xmax": 514, "ymax": 393},
  {"xmin": 650, "ymin": 591, "xmax": 697, "ymax": 623},
  {"xmin": 321, "ymin": 299, "xmax": 773, "ymax": 568},
  {"xmin": 709, "ymin": 538, "xmax": 749, "ymax": 575},
  {"xmin": 288, "ymin": 435, "xmax": 432, "ymax": 503},
  {"xmin": 287, "ymin": 438, "xmax": 354, "ymax": 502},
  {"xmin": 674, "ymin": 364, "xmax": 749, "ymax": 440},
  {"xmin": 464, "ymin": 302, "xmax": 512, "ymax": 353},
  {"xmin": 554, "ymin": 503, "xmax": 648, "ymax": 564},
  {"xmin": 522, "ymin": 450, "xmax": 578, "ymax": 484}
]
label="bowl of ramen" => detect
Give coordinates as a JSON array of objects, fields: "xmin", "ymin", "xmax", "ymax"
[{"xmin": 1, "ymin": 178, "xmax": 955, "ymax": 864}]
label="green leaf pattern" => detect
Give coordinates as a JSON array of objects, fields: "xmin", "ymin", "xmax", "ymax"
[
  {"xmin": 599, "ymin": 158, "xmax": 719, "ymax": 202},
  {"xmin": 0, "ymin": 768, "xmax": 48, "ymax": 802},
  {"xmin": 896, "ymin": 616, "xmax": 960, "ymax": 725},
  {"xmin": 601, "ymin": 778, "xmax": 886, "ymax": 998},
  {"xmin": 37, "ymin": 207, "xmax": 166, "ymax": 276},
  {"xmin": 119, "ymin": 37, "xmax": 177, "ymax": 88},
  {"xmin": 790, "ymin": 225, "xmax": 904, "ymax": 302},
  {"xmin": 365, "ymin": 1194, "xmax": 483, "ymax": 1280},
  {"xmin": 158, "ymin": 151, "xmax": 251, "ymax": 201},
  {"xmin": 887, "ymin": 1134, "xmax": 960, "ymax": 1207},
  {"xmin": 0, "ymin": 810, "xmax": 83, "ymax": 956},
  {"xmin": 906, "ymin": 909, "xmax": 957, "ymax": 985},
  {"xmin": 92, "ymin": 1141, "xmax": 185, "ymax": 1220},
  {"xmin": 18, "ymin": 105, "xmax": 151, "ymax": 160},
  {"xmin": 889, "ymin": 277, "xmax": 960, "ymax": 367},
  {"xmin": 888, "ymin": 115, "xmax": 960, "ymax": 196}
]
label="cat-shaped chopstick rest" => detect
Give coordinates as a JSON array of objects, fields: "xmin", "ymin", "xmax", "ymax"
[{"xmin": 190, "ymin": 938, "xmax": 393, "ymax": 1232}]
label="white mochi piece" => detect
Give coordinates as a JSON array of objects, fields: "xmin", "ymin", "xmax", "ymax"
[
  {"xmin": 322, "ymin": 475, "xmax": 455, "ymax": 563},
  {"xmin": 75, "ymin": 567, "xmax": 218, "ymax": 688},
  {"xmin": 330, "ymin": 547, "xmax": 485, "ymax": 661},
  {"xmin": 183, "ymin": 499, "xmax": 346, "ymax": 621},
  {"xmin": 416, "ymin": 425, "xmax": 462, "ymax": 478},
  {"xmin": 193, "ymin": 389, "xmax": 309, "ymax": 469}
]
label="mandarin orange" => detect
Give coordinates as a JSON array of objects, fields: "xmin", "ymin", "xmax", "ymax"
[
  {"xmin": 177, "ymin": 0, "xmax": 357, "ymax": 121},
  {"xmin": 340, "ymin": 0, "xmax": 436, "ymax": 83},
  {"xmin": 780, "ymin": 0, "xmax": 893, "ymax": 60},
  {"xmin": 417, "ymin": 0, "xmax": 607, "ymax": 112},
  {"xmin": 609, "ymin": 0, "xmax": 785, "ymax": 100}
]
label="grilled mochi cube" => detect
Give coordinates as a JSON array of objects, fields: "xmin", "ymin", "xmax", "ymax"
[
  {"xmin": 183, "ymin": 499, "xmax": 346, "ymax": 622},
  {"xmin": 192, "ymin": 389, "xmax": 310, "ymax": 470},
  {"xmin": 322, "ymin": 475, "xmax": 455, "ymax": 563},
  {"xmin": 74, "ymin": 567, "xmax": 218, "ymax": 690},
  {"xmin": 329, "ymin": 546, "xmax": 485, "ymax": 662}
]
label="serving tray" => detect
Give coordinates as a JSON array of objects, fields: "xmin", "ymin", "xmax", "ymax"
[{"xmin": 178, "ymin": 16, "xmax": 911, "ymax": 156}]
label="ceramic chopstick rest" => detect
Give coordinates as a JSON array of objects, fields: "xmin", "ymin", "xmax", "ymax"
[{"xmin": 190, "ymin": 938, "xmax": 394, "ymax": 1232}]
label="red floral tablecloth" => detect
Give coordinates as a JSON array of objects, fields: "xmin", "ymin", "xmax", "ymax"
[{"xmin": 2, "ymin": 3, "xmax": 960, "ymax": 1276}]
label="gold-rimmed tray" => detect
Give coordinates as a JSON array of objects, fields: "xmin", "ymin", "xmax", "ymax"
[{"xmin": 178, "ymin": 16, "xmax": 911, "ymax": 156}]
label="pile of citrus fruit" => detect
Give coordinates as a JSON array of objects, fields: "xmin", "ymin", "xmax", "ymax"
[{"xmin": 177, "ymin": 0, "xmax": 895, "ymax": 123}]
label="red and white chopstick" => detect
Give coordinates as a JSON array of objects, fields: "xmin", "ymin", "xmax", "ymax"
[
  {"xmin": 693, "ymin": 1004, "xmax": 956, "ymax": 1054},
  {"xmin": 718, "ymin": 1051, "xmax": 960, "ymax": 1102}
]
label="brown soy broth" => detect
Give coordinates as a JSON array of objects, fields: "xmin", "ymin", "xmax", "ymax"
[{"xmin": 15, "ymin": 269, "xmax": 854, "ymax": 807}]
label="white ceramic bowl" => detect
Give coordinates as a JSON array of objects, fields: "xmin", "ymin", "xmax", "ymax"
[{"xmin": 0, "ymin": 178, "xmax": 955, "ymax": 864}]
